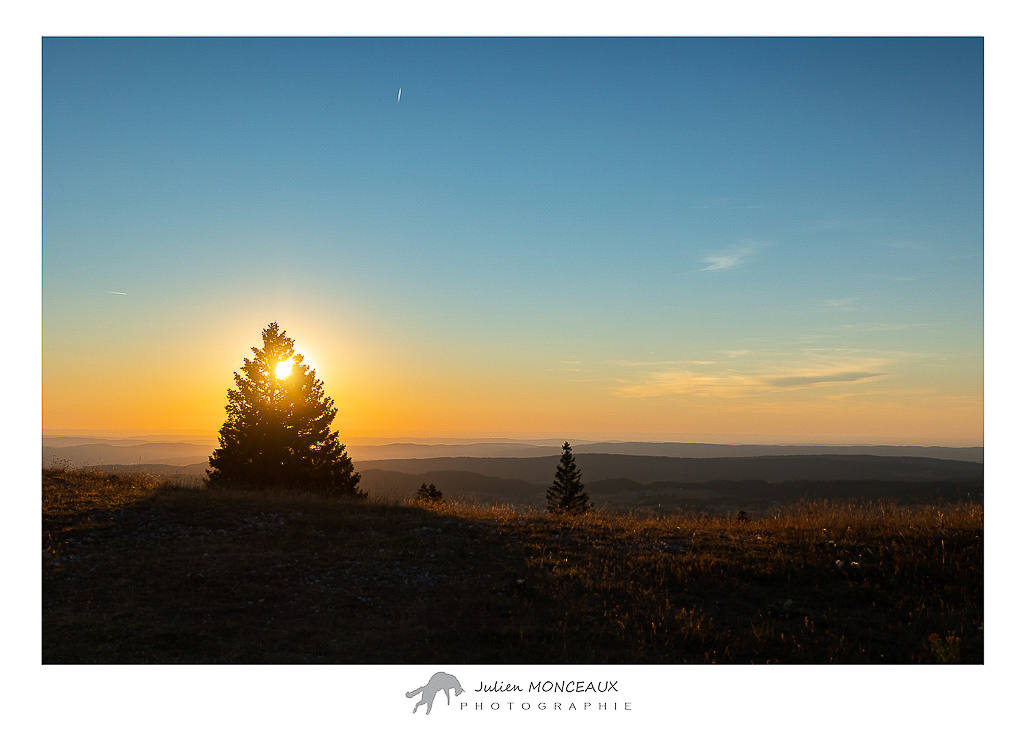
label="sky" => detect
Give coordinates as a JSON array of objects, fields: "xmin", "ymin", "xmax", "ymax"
[{"xmin": 41, "ymin": 37, "xmax": 984, "ymax": 445}]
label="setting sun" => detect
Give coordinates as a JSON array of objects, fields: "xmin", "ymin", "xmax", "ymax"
[
  {"xmin": 274, "ymin": 359, "xmax": 293, "ymax": 379},
  {"xmin": 40, "ymin": 37, "xmax": 983, "ymax": 448}
]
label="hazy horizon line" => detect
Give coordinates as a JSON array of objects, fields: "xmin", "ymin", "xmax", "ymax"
[{"xmin": 41, "ymin": 429, "xmax": 983, "ymax": 449}]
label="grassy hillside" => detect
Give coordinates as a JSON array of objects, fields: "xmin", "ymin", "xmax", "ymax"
[{"xmin": 43, "ymin": 468, "xmax": 983, "ymax": 663}]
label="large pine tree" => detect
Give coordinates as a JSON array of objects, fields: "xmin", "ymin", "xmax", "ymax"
[
  {"xmin": 207, "ymin": 322, "xmax": 363, "ymax": 497},
  {"xmin": 546, "ymin": 441, "xmax": 591, "ymax": 515}
]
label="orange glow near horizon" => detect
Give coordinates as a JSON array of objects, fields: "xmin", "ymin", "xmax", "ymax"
[
  {"xmin": 40, "ymin": 38, "xmax": 984, "ymax": 451},
  {"xmin": 40, "ymin": 316, "xmax": 983, "ymax": 448}
]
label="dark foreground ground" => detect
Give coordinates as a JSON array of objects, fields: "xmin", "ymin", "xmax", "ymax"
[{"xmin": 42, "ymin": 469, "xmax": 983, "ymax": 663}]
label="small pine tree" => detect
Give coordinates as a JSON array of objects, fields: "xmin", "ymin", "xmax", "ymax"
[
  {"xmin": 546, "ymin": 441, "xmax": 591, "ymax": 515},
  {"xmin": 415, "ymin": 482, "xmax": 444, "ymax": 504},
  {"xmin": 207, "ymin": 322, "xmax": 363, "ymax": 497}
]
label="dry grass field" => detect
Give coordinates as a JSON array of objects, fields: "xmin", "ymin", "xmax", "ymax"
[{"xmin": 43, "ymin": 468, "xmax": 983, "ymax": 663}]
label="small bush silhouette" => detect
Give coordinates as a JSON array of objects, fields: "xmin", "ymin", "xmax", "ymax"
[{"xmin": 415, "ymin": 483, "xmax": 445, "ymax": 504}]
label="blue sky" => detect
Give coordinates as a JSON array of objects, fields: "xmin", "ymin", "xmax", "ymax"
[{"xmin": 42, "ymin": 37, "xmax": 983, "ymax": 443}]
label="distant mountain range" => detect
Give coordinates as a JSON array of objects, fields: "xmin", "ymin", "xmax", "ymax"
[
  {"xmin": 42, "ymin": 437, "xmax": 982, "ymax": 468},
  {"xmin": 42, "ymin": 442, "xmax": 213, "ymax": 467},
  {"xmin": 78, "ymin": 452, "xmax": 981, "ymax": 508},
  {"xmin": 357, "ymin": 453, "xmax": 983, "ymax": 485},
  {"xmin": 568, "ymin": 442, "xmax": 982, "ymax": 462},
  {"xmin": 359, "ymin": 469, "xmax": 981, "ymax": 510},
  {"xmin": 346, "ymin": 441, "xmax": 984, "ymax": 462},
  {"xmin": 43, "ymin": 435, "xmax": 983, "ymax": 510}
]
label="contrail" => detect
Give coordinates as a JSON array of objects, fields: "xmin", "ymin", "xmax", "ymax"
[
  {"xmin": 106, "ymin": 291, "xmax": 128, "ymax": 296},
  {"xmin": 397, "ymin": 87, "xmax": 402, "ymax": 104}
]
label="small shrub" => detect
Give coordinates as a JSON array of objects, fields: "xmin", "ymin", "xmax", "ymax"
[{"xmin": 415, "ymin": 483, "xmax": 444, "ymax": 504}]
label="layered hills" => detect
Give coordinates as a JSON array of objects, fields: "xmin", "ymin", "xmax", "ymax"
[
  {"xmin": 42, "ymin": 436, "xmax": 982, "ymax": 469},
  {"xmin": 43, "ymin": 435, "xmax": 982, "ymax": 512}
]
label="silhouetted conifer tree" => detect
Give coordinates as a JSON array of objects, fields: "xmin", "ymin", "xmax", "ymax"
[
  {"xmin": 546, "ymin": 441, "xmax": 590, "ymax": 515},
  {"xmin": 207, "ymin": 322, "xmax": 363, "ymax": 497}
]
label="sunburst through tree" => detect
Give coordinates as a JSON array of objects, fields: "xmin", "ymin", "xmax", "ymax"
[{"xmin": 207, "ymin": 322, "xmax": 363, "ymax": 496}]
